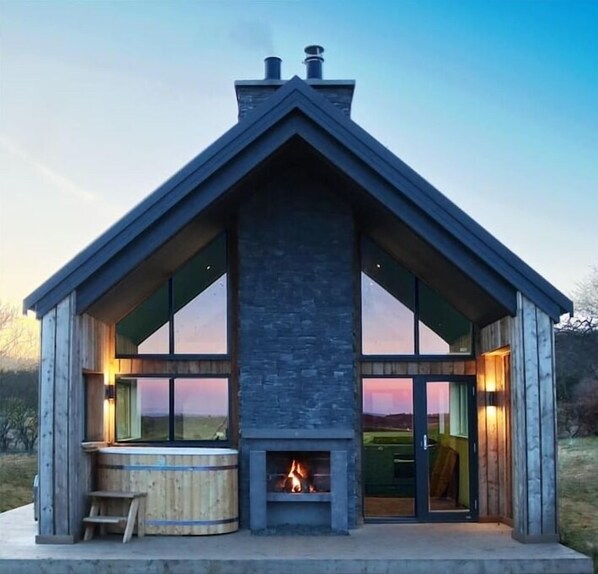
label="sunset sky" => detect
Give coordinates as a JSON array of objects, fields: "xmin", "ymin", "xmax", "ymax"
[{"xmin": 1, "ymin": 1, "xmax": 597, "ymax": 313}]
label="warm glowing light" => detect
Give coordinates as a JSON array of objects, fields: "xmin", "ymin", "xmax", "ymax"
[
  {"xmin": 284, "ymin": 459, "xmax": 317, "ymax": 493},
  {"xmin": 287, "ymin": 459, "xmax": 305, "ymax": 493}
]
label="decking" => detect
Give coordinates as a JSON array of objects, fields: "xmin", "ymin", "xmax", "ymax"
[{"xmin": 0, "ymin": 504, "xmax": 592, "ymax": 574}]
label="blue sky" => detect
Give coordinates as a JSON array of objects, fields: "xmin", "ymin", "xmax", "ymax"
[{"xmin": 1, "ymin": 0, "xmax": 596, "ymax": 310}]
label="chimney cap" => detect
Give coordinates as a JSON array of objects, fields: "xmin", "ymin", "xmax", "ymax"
[
  {"xmin": 304, "ymin": 45, "xmax": 324, "ymax": 80},
  {"xmin": 304, "ymin": 45, "xmax": 325, "ymax": 57},
  {"xmin": 264, "ymin": 56, "xmax": 282, "ymax": 80}
]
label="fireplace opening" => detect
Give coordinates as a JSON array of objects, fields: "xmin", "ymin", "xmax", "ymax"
[{"xmin": 267, "ymin": 451, "xmax": 331, "ymax": 493}]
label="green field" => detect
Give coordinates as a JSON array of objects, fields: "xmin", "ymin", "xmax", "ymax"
[
  {"xmin": 0, "ymin": 453, "xmax": 36, "ymax": 513},
  {"xmin": 559, "ymin": 437, "xmax": 598, "ymax": 573}
]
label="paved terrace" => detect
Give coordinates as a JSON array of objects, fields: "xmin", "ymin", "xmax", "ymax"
[{"xmin": 0, "ymin": 505, "xmax": 592, "ymax": 574}]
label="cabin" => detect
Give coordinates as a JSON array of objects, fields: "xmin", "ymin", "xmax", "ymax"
[{"xmin": 25, "ymin": 46, "xmax": 572, "ymax": 544}]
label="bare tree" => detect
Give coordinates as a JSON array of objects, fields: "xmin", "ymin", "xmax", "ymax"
[
  {"xmin": 559, "ymin": 266, "xmax": 598, "ymax": 335},
  {"xmin": 0, "ymin": 300, "xmax": 39, "ymax": 370},
  {"xmin": 7, "ymin": 398, "xmax": 38, "ymax": 452},
  {"xmin": 556, "ymin": 267, "xmax": 598, "ymax": 436}
]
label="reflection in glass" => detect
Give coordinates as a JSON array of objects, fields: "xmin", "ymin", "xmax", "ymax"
[
  {"xmin": 418, "ymin": 282, "xmax": 472, "ymax": 355},
  {"xmin": 116, "ymin": 285, "xmax": 169, "ymax": 354},
  {"xmin": 361, "ymin": 273, "xmax": 415, "ymax": 355},
  {"xmin": 116, "ymin": 378, "xmax": 169, "ymax": 441},
  {"xmin": 174, "ymin": 275, "xmax": 227, "ymax": 354},
  {"xmin": 363, "ymin": 378, "xmax": 415, "ymax": 517},
  {"xmin": 426, "ymin": 381, "xmax": 470, "ymax": 512},
  {"xmin": 115, "ymin": 234, "xmax": 228, "ymax": 356},
  {"xmin": 174, "ymin": 378, "xmax": 228, "ymax": 440}
]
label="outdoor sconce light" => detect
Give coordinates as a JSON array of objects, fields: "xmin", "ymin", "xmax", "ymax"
[
  {"xmin": 104, "ymin": 385, "xmax": 116, "ymax": 401},
  {"xmin": 486, "ymin": 390, "xmax": 497, "ymax": 408}
]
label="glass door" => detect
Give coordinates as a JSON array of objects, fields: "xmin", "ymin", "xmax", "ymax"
[
  {"xmin": 363, "ymin": 378, "xmax": 415, "ymax": 517},
  {"xmin": 417, "ymin": 378, "xmax": 477, "ymax": 521},
  {"xmin": 363, "ymin": 376, "xmax": 477, "ymax": 521}
]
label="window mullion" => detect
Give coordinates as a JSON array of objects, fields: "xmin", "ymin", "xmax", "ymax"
[
  {"xmin": 414, "ymin": 278, "xmax": 420, "ymax": 355},
  {"xmin": 169, "ymin": 377, "xmax": 175, "ymax": 441},
  {"xmin": 168, "ymin": 277, "xmax": 175, "ymax": 354}
]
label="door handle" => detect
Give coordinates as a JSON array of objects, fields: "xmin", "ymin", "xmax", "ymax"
[{"xmin": 423, "ymin": 434, "xmax": 428, "ymax": 451}]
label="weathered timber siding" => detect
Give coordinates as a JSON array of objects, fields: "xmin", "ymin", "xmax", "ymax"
[
  {"xmin": 477, "ymin": 347, "xmax": 512, "ymax": 523},
  {"xmin": 37, "ymin": 302, "xmax": 110, "ymax": 543},
  {"xmin": 360, "ymin": 360, "xmax": 476, "ymax": 377},
  {"xmin": 510, "ymin": 293, "xmax": 558, "ymax": 542},
  {"xmin": 479, "ymin": 317, "xmax": 511, "ymax": 354},
  {"xmin": 113, "ymin": 358, "xmax": 232, "ymax": 376}
]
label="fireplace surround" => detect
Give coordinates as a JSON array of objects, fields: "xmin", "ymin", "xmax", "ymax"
[{"xmin": 244, "ymin": 429, "xmax": 352, "ymax": 533}]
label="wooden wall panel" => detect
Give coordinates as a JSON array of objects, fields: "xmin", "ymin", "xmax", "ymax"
[
  {"xmin": 38, "ymin": 309, "xmax": 57, "ymax": 536},
  {"xmin": 37, "ymin": 296, "xmax": 110, "ymax": 543},
  {"xmin": 360, "ymin": 360, "xmax": 476, "ymax": 377},
  {"xmin": 510, "ymin": 293, "xmax": 559, "ymax": 542},
  {"xmin": 479, "ymin": 317, "xmax": 511, "ymax": 354},
  {"xmin": 114, "ymin": 358, "xmax": 231, "ymax": 376},
  {"xmin": 476, "ymin": 315, "xmax": 513, "ymax": 525},
  {"xmin": 80, "ymin": 314, "xmax": 110, "ymax": 372},
  {"xmin": 53, "ymin": 296, "xmax": 73, "ymax": 535}
]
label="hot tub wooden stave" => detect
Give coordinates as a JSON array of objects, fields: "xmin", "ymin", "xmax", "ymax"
[{"xmin": 97, "ymin": 447, "xmax": 238, "ymax": 535}]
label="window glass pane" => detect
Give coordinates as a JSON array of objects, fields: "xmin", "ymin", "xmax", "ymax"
[
  {"xmin": 116, "ymin": 378, "xmax": 169, "ymax": 441},
  {"xmin": 361, "ymin": 239, "xmax": 415, "ymax": 355},
  {"xmin": 174, "ymin": 378, "xmax": 228, "ymax": 441},
  {"xmin": 174, "ymin": 274, "xmax": 227, "ymax": 354},
  {"xmin": 427, "ymin": 381, "xmax": 470, "ymax": 512},
  {"xmin": 418, "ymin": 282, "xmax": 472, "ymax": 355},
  {"xmin": 363, "ymin": 378, "xmax": 415, "ymax": 517},
  {"xmin": 116, "ymin": 285, "xmax": 169, "ymax": 354}
]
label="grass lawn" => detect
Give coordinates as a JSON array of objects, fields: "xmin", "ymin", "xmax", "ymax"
[
  {"xmin": 0, "ymin": 453, "xmax": 37, "ymax": 513},
  {"xmin": 559, "ymin": 437, "xmax": 598, "ymax": 573}
]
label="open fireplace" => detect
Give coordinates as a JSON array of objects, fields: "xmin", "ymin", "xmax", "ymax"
[
  {"xmin": 245, "ymin": 430, "xmax": 352, "ymax": 533},
  {"xmin": 267, "ymin": 451, "xmax": 331, "ymax": 494}
]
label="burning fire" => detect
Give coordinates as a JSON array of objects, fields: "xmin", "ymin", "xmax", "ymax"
[{"xmin": 285, "ymin": 459, "xmax": 316, "ymax": 493}]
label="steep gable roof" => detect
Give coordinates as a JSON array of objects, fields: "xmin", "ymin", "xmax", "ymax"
[{"xmin": 24, "ymin": 76, "xmax": 572, "ymax": 323}]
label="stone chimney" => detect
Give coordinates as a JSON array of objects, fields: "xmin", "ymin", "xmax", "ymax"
[{"xmin": 235, "ymin": 46, "xmax": 355, "ymax": 120}]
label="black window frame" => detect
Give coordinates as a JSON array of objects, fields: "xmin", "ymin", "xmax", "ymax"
[
  {"xmin": 360, "ymin": 236, "xmax": 474, "ymax": 361},
  {"xmin": 114, "ymin": 374, "xmax": 231, "ymax": 447},
  {"xmin": 115, "ymin": 234, "xmax": 231, "ymax": 359}
]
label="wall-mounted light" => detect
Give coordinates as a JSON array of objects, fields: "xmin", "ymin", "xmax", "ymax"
[
  {"xmin": 486, "ymin": 390, "xmax": 497, "ymax": 408},
  {"xmin": 105, "ymin": 385, "xmax": 116, "ymax": 401}
]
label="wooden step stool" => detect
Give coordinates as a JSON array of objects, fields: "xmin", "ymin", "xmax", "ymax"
[{"xmin": 83, "ymin": 491, "xmax": 146, "ymax": 543}]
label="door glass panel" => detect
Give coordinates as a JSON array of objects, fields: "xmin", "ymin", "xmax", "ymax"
[
  {"xmin": 426, "ymin": 381, "xmax": 470, "ymax": 512},
  {"xmin": 363, "ymin": 378, "xmax": 415, "ymax": 517}
]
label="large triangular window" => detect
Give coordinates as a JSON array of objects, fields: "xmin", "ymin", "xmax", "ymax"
[
  {"xmin": 361, "ymin": 237, "xmax": 472, "ymax": 356},
  {"xmin": 116, "ymin": 235, "xmax": 228, "ymax": 356}
]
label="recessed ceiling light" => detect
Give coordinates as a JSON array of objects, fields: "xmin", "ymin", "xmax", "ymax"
[
  {"xmin": 376, "ymin": 264, "xmax": 381, "ymax": 269},
  {"xmin": 206, "ymin": 265, "xmax": 211, "ymax": 270}
]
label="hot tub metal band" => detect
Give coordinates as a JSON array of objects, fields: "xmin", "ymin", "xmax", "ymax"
[
  {"xmin": 98, "ymin": 463, "xmax": 238, "ymax": 471},
  {"xmin": 145, "ymin": 517, "xmax": 238, "ymax": 526}
]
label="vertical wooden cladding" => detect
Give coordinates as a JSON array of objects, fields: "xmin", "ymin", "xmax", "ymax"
[
  {"xmin": 510, "ymin": 293, "xmax": 558, "ymax": 542},
  {"xmin": 477, "ymin": 347, "xmax": 512, "ymax": 523},
  {"xmin": 37, "ymin": 300, "xmax": 111, "ymax": 543},
  {"xmin": 80, "ymin": 313, "xmax": 110, "ymax": 373}
]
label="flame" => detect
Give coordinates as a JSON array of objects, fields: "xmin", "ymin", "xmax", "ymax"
[{"xmin": 287, "ymin": 459, "xmax": 306, "ymax": 493}]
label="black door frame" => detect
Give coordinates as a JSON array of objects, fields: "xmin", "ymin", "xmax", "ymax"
[{"xmin": 363, "ymin": 374, "xmax": 479, "ymax": 523}]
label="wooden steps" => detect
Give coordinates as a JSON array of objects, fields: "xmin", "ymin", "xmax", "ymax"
[
  {"xmin": 83, "ymin": 491, "xmax": 146, "ymax": 543},
  {"xmin": 83, "ymin": 516, "xmax": 127, "ymax": 525}
]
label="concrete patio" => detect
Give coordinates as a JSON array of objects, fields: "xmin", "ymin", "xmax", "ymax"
[{"xmin": 0, "ymin": 504, "xmax": 592, "ymax": 574}]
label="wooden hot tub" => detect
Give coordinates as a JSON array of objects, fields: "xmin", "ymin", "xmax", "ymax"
[{"xmin": 97, "ymin": 447, "xmax": 238, "ymax": 535}]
